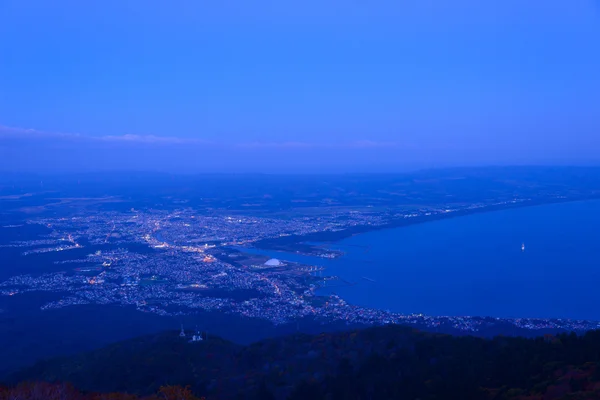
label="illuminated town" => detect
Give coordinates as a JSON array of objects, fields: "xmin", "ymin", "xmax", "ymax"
[{"xmin": 1, "ymin": 201, "xmax": 599, "ymax": 335}]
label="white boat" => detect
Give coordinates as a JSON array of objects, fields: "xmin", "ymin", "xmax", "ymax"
[{"xmin": 521, "ymin": 243, "xmax": 525, "ymax": 252}]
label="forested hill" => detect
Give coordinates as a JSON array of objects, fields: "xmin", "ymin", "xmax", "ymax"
[{"xmin": 7, "ymin": 325, "xmax": 600, "ymax": 400}]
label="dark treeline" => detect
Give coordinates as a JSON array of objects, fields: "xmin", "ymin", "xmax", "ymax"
[{"xmin": 7, "ymin": 326, "xmax": 600, "ymax": 399}]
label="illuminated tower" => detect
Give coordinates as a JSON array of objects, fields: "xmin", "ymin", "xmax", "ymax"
[{"xmin": 179, "ymin": 324, "xmax": 186, "ymax": 337}]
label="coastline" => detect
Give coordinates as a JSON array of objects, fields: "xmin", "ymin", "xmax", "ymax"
[
  {"xmin": 252, "ymin": 195, "xmax": 600, "ymax": 253},
  {"xmin": 240, "ymin": 196, "xmax": 600, "ymax": 325}
]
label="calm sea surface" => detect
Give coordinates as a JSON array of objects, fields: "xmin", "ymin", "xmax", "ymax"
[{"xmin": 245, "ymin": 200, "xmax": 600, "ymax": 321}]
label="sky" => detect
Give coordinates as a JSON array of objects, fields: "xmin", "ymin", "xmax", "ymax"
[{"xmin": 1, "ymin": 0, "xmax": 599, "ymax": 173}]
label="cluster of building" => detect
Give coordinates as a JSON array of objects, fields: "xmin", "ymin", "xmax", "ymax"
[{"xmin": 2, "ymin": 198, "xmax": 598, "ymax": 335}]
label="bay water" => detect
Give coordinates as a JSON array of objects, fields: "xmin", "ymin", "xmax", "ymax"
[{"xmin": 245, "ymin": 200, "xmax": 600, "ymax": 320}]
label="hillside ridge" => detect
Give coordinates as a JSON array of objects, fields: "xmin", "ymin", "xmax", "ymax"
[{"xmin": 7, "ymin": 325, "xmax": 600, "ymax": 399}]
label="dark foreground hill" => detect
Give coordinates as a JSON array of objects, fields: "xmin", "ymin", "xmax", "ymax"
[{"xmin": 7, "ymin": 325, "xmax": 600, "ymax": 400}]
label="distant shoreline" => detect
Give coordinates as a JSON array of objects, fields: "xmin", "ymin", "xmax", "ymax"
[{"xmin": 252, "ymin": 195, "xmax": 600, "ymax": 253}]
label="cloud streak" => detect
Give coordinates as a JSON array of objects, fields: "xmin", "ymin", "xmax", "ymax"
[
  {"xmin": 100, "ymin": 134, "xmax": 210, "ymax": 145},
  {"xmin": 2, "ymin": 124, "xmax": 596, "ymax": 174},
  {"xmin": 0, "ymin": 124, "xmax": 426, "ymax": 174},
  {"xmin": 0, "ymin": 125, "xmax": 407, "ymax": 150},
  {"xmin": 0, "ymin": 125, "xmax": 210, "ymax": 145}
]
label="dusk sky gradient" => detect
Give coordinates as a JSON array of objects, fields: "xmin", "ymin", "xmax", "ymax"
[{"xmin": 1, "ymin": 0, "xmax": 599, "ymax": 172}]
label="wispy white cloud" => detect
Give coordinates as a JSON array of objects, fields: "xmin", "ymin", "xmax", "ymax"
[
  {"xmin": 0, "ymin": 125, "xmax": 210, "ymax": 145},
  {"xmin": 99, "ymin": 134, "xmax": 210, "ymax": 145},
  {"xmin": 0, "ymin": 125, "xmax": 81, "ymax": 140},
  {"xmin": 0, "ymin": 124, "xmax": 407, "ymax": 150},
  {"xmin": 236, "ymin": 140, "xmax": 408, "ymax": 150}
]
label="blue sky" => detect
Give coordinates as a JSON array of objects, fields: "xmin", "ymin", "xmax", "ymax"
[{"xmin": 1, "ymin": 0, "xmax": 599, "ymax": 172}]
